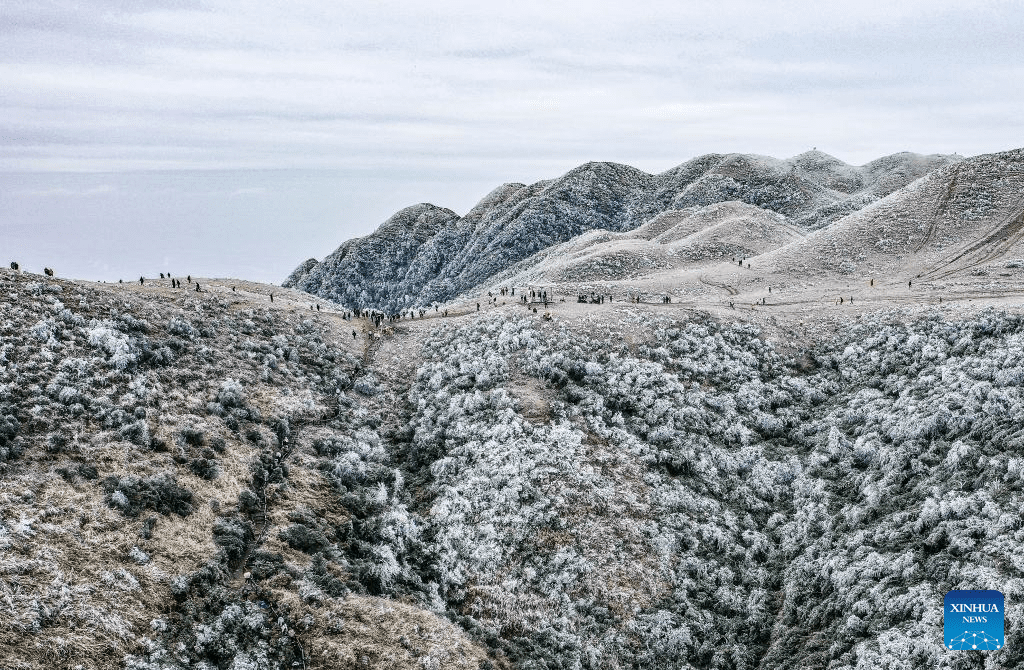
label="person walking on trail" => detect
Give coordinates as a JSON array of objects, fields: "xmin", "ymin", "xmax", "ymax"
[
  {"xmin": 477, "ymin": 303, "xmax": 480, "ymax": 311},
  {"xmin": 187, "ymin": 275, "xmax": 191, "ymax": 283},
  {"xmin": 870, "ymin": 278, "xmax": 874, "ymax": 286},
  {"xmin": 352, "ymin": 330, "xmax": 356, "ymax": 339},
  {"xmin": 139, "ymin": 276, "xmax": 144, "ymax": 285},
  {"xmin": 195, "ymin": 282, "xmax": 201, "ymax": 292},
  {"xmin": 270, "ymin": 293, "xmax": 274, "ymax": 302},
  {"xmin": 908, "ymin": 280, "xmax": 912, "ymax": 288}
]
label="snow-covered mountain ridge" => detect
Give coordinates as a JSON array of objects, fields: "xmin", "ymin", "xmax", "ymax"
[{"xmin": 285, "ymin": 150, "xmax": 957, "ymax": 310}]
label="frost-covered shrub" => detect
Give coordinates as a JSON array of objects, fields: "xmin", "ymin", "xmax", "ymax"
[
  {"xmin": 119, "ymin": 419, "xmax": 151, "ymax": 447},
  {"xmin": 216, "ymin": 378, "xmax": 246, "ymax": 409},
  {"xmin": 102, "ymin": 473, "xmax": 194, "ymax": 517},
  {"xmin": 249, "ymin": 550, "xmax": 286, "ymax": 581},
  {"xmin": 45, "ymin": 432, "xmax": 69, "ymax": 453},
  {"xmin": 128, "ymin": 579, "xmax": 303, "ymax": 670},
  {"xmin": 213, "ymin": 516, "xmax": 254, "ymax": 564},
  {"xmin": 0, "ymin": 406, "xmax": 20, "ymax": 450},
  {"xmin": 178, "ymin": 426, "xmax": 205, "ymax": 447},
  {"xmin": 86, "ymin": 322, "xmax": 137, "ymax": 369},
  {"xmin": 353, "ymin": 374, "xmax": 380, "ymax": 396},
  {"xmin": 279, "ymin": 523, "xmax": 330, "ymax": 553},
  {"xmin": 189, "ymin": 448, "xmax": 220, "ymax": 480},
  {"xmin": 167, "ymin": 316, "xmax": 199, "ymax": 339}
]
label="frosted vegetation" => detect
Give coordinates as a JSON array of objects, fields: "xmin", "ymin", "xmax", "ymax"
[
  {"xmin": 386, "ymin": 311, "xmax": 1024, "ymax": 669},
  {"xmin": 4, "ymin": 268, "xmax": 1024, "ymax": 669}
]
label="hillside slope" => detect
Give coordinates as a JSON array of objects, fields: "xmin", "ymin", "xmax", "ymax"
[
  {"xmin": 756, "ymin": 148, "xmax": 1024, "ymax": 281},
  {"xmin": 8, "ymin": 266, "xmax": 1024, "ymax": 669}
]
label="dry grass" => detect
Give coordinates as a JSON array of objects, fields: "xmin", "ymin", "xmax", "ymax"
[{"xmin": 277, "ymin": 590, "xmax": 493, "ymax": 670}]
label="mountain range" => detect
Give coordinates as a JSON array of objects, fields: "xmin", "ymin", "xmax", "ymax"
[{"xmin": 284, "ymin": 150, "xmax": 962, "ymax": 310}]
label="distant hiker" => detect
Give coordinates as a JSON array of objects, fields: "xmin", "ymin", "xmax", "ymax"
[
  {"xmin": 119, "ymin": 279, "xmax": 123, "ymax": 283},
  {"xmin": 187, "ymin": 275, "xmax": 192, "ymax": 283},
  {"xmin": 747, "ymin": 263, "xmax": 750, "ymax": 269},
  {"xmin": 195, "ymin": 282, "xmax": 201, "ymax": 292},
  {"xmin": 477, "ymin": 303, "xmax": 480, "ymax": 311},
  {"xmin": 870, "ymin": 278, "xmax": 874, "ymax": 286},
  {"xmin": 738, "ymin": 259, "xmax": 742, "ymax": 266},
  {"xmin": 139, "ymin": 276, "xmax": 144, "ymax": 285},
  {"xmin": 850, "ymin": 297, "xmax": 853, "ymax": 304},
  {"xmin": 9, "ymin": 261, "xmax": 18, "ymax": 270},
  {"xmin": 160, "ymin": 273, "xmax": 165, "ymax": 279},
  {"xmin": 533, "ymin": 307, "xmax": 537, "ymax": 313},
  {"xmin": 232, "ymin": 286, "xmax": 236, "ymax": 292},
  {"xmin": 511, "ymin": 287, "xmax": 515, "ymax": 296},
  {"xmin": 270, "ymin": 293, "xmax": 273, "ymax": 302},
  {"xmin": 908, "ymin": 280, "xmax": 912, "ymax": 288},
  {"xmin": 316, "ymin": 304, "xmax": 320, "ymax": 311},
  {"xmin": 839, "ymin": 297, "xmax": 843, "ymax": 304},
  {"xmin": 768, "ymin": 286, "xmax": 771, "ymax": 294},
  {"xmin": 352, "ymin": 330, "xmax": 356, "ymax": 339}
]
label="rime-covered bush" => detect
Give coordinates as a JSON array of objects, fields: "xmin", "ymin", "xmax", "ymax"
[
  {"xmin": 311, "ymin": 430, "xmax": 434, "ymax": 601},
  {"xmin": 213, "ymin": 516, "xmax": 254, "ymax": 564},
  {"xmin": 0, "ymin": 405, "xmax": 20, "ymax": 451},
  {"xmin": 127, "ymin": 580, "xmax": 303, "ymax": 670},
  {"xmin": 102, "ymin": 472, "xmax": 195, "ymax": 517},
  {"xmin": 167, "ymin": 316, "xmax": 200, "ymax": 339},
  {"xmin": 85, "ymin": 321, "xmax": 137, "ymax": 369}
]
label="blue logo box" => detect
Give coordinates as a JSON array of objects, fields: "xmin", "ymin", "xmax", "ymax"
[{"xmin": 944, "ymin": 590, "xmax": 1004, "ymax": 651}]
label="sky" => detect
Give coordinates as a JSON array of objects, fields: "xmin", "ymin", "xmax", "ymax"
[{"xmin": 2, "ymin": 0, "xmax": 1022, "ymax": 283}]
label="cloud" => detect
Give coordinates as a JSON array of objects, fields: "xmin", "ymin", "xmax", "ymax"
[
  {"xmin": 229, "ymin": 187, "xmax": 266, "ymax": 197},
  {"xmin": 14, "ymin": 184, "xmax": 116, "ymax": 197},
  {"xmin": 0, "ymin": 0, "xmax": 1020, "ymax": 175}
]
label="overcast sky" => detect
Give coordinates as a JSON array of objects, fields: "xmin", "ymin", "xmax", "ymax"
[{"xmin": 2, "ymin": 0, "xmax": 1022, "ymax": 283}]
